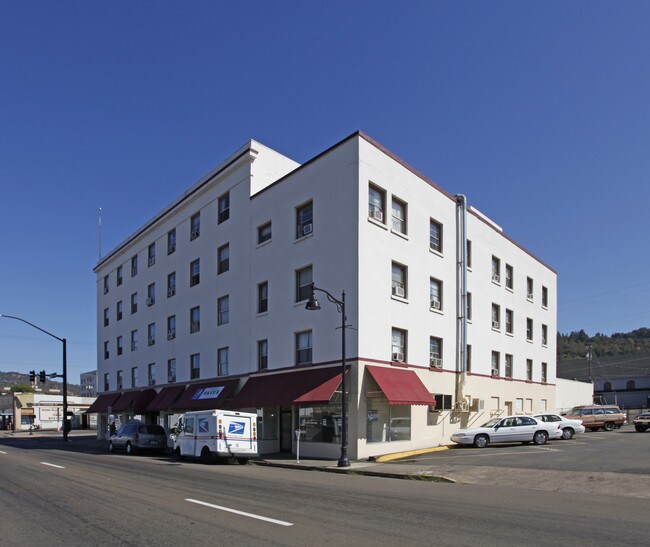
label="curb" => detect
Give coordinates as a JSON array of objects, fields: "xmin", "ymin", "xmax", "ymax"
[{"xmin": 375, "ymin": 445, "xmax": 451, "ymax": 462}]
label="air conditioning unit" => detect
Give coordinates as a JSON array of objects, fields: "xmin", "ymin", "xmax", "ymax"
[
  {"xmin": 492, "ymin": 274, "xmax": 500, "ymax": 283},
  {"xmin": 430, "ymin": 299, "xmax": 441, "ymax": 310},
  {"xmin": 167, "ymin": 329, "xmax": 175, "ymax": 340},
  {"xmin": 146, "ymin": 298, "xmax": 155, "ymax": 306},
  {"xmin": 167, "ymin": 288, "xmax": 175, "ymax": 297},
  {"xmin": 527, "ymin": 293, "xmax": 534, "ymax": 300},
  {"xmin": 430, "ymin": 357, "xmax": 442, "ymax": 368},
  {"xmin": 370, "ymin": 209, "xmax": 383, "ymax": 222},
  {"xmin": 191, "ymin": 227, "xmax": 200, "ymax": 239},
  {"xmin": 470, "ymin": 398, "xmax": 485, "ymax": 412},
  {"xmin": 148, "ymin": 257, "xmax": 155, "ymax": 267},
  {"xmin": 392, "ymin": 285, "xmax": 405, "ymax": 298},
  {"xmin": 392, "ymin": 352, "xmax": 404, "ymax": 362},
  {"xmin": 454, "ymin": 401, "xmax": 469, "ymax": 412},
  {"xmin": 492, "ymin": 320, "xmax": 500, "ymax": 329},
  {"xmin": 491, "ymin": 368, "xmax": 499, "ymax": 377},
  {"xmin": 302, "ymin": 223, "xmax": 313, "ymax": 236}
]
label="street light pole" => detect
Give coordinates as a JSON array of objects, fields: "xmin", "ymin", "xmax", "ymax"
[
  {"xmin": 0, "ymin": 314, "xmax": 69, "ymax": 441},
  {"xmin": 305, "ymin": 283, "xmax": 350, "ymax": 467}
]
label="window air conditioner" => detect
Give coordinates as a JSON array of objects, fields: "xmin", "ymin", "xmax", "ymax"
[
  {"xmin": 168, "ymin": 244, "xmax": 175, "ymax": 254},
  {"xmin": 492, "ymin": 320, "xmax": 500, "ymax": 329},
  {"xmin": 148, "ymin": 257, "xmax": 155, "ymax": 267},
  {"xmin": 430, "ymin": 357, "xmax": 442, "ymax": 368},
  {"xmin": 430, "ymin": 299, "xmax": 441, "ymax": 310},
  {"xmin": 302, "ymin": 223, "xmax": 313, "ymax": 236},
  {"xmin": 454, "ymin": 401, "xmax": 468, "ymax": 412},
  {"xmin": 492, "ymin": 274, "xmax": 500, "ymax": 283},
  {"xmin": 146, "ymin": 298, "xmax": 155, "ymax": 306},
  {"xmin": 470, "ymin": 398, "xmax": 485, "ymax": 412},
  {"xmin": 491, "ymin": 368, "xmax": 499, "ymax": 377},
  {"xmin": 167, "ymin": 329, "xmax": 175, "ymax": 340},
  {"xmin": 392, "ymin": 285, "xmax": 405, "ymax": 298},
  {"xmin": 527, "ymin": 293, "xmax": 534, "ymax": 300},
  {"xmin": 392, "ymin": 352, "xmax": 404, "ymax": 362},
  {"xmin": 167, "ymin": 288, "xmax": 175, "ymax": 297},
  {"xmin": 370, "ymin": 209, "xmax": 383, "ymax": 222}
]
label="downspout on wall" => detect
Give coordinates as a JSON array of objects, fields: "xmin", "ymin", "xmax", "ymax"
[{"xmin": 455, "ymin": 194, "xmax": 468, "ymax": 407}]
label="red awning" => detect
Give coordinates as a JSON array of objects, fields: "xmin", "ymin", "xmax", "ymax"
[
  {"xmin": 111, "ymin": 388, "xmax": 157, "ymax": 413},
  {"xmin": 366, "ymin": 365, "xmax": 435, "ymax": 406},
  {"xmin": 87, "ymin": 392, "xmax": 122, "ymax": 413},
  {"xmin": 231, "ymin": 367, "xmax": 342, "ymax": 408},
  {"xmin": 146, "ymin": 385, "xmax": 187, "ymax": 412},
  {"xmin": 171, "ymin": 379, "xmax": 239, "ymax": 411}
]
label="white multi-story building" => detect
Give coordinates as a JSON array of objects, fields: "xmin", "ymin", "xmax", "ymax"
[
  {"xmin": 93, "ymin": 131, "xmax": 557, "ymax": 460},
  {"xmin": 80, "ymin": 370, "xmax": 98, "ymax": 397}
]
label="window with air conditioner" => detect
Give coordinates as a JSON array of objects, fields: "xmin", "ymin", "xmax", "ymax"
[
  {"xmin": 429, "ymin": 277, "xmax": 442, "ymax": 311},
  {"xmin": 527, "ymin": 277, "xmax": 534, "ymax": 301},
  {"xmin": 391, "ymin": 262, "xmax": 407, "ymax": 299},
  {"xmin": 526, "ymin": 318, "xmax": 533, "ymax": 341},
  {"xmin": 296, "ymin": 201, "xmax": 313, "ymax": 239},
  {"xmin": 491, "ymin": 303, "xmax": 500, "ymax": 329},
  {"xmin": 392, "ymin": 328, "xmax": 406, "ymax": 362},
  {"xmin": 429, "ymin": 337, "xmax": 442, "ymax": 368},
  {"xmin": 190, "ymin": 212, "xmax": 200, "ymax": 240},
  {"xmin": 147, "ymin": 323, "xmax": 155, "ymax": 346},
  {"xmin": 491, "ymin": 256, "xmax": 501, "ymax": 283},
  {"xmin": 167, "ymin": 315, "xmax": 176, "ymax": 340},
  {"xmin": 147, "ymin": 283, "xmax": 155, "ymax": 306},
  {"xmin": 167, "ymin": 228, "xmax": 176, "ymax": 255},
  {"xmin": 368, "ymin": 184, "xmax": 385, "ymax": 224},
  {"xmin": 491, "ymin": 351, "xmax": 500, "ymax": 376},
  {"xmin": 148, "ymin": 243, "xmax": 156, "ymax": 267},
  {"xmin": 167, "ymin": 272, "xmax": 176, "ymax": 297}
]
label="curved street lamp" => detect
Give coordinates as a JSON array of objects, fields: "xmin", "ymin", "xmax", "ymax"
[
  {"xmin": 0, "ymin": 314, "xmax": 69, "ymax": 441},
  {"xmin": 305, "ymin": 283, "xmax": 350, "ymax": 467}
]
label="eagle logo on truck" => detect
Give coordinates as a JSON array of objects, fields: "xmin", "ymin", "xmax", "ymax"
[{"xmin": 228, "ymin": 421, "xmax": 246, "ymax": 435}]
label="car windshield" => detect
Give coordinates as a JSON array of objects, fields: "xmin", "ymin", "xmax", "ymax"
[{"xmin": 481, "ymin": 418, "xmax": 501, "ymax": 428}]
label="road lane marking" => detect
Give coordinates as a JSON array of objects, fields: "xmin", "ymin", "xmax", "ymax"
[
  {"xmin": 185, "ymin": 498, "xmax": 293, "ymax": 527},
  {"xmin": 40, "ymin": 462, "xmax": 65, "ymax": 469},
  {"xmin": 0, "ymin": 450, "xmax": 7, "ymax": 454}
]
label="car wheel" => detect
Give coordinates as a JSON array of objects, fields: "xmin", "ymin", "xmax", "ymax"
[
  {"xmin": 561, "ymin": 428, "xmax": 574, "ymax": 440},
  {"xmin": 108, "ymin": 441, "xmax": 115, "ymax": 453},
  {"xmin": 126, "ymin": 442, "xmax": 134, "ymax": 455},
  {"xmin": 603, "ymin": 422, "xmax": 615, "ymax": 431},
  {"xmin": 237, "ymin": 457, "xmax": 249, "ymax": 465},
  {"xmin": 635, "ymin": 425, "xmax": 648, "ymax": 432},
  {"xmin": 200, "ymin": 446, "xmax": 212, "ymax": 464},
  {"xmin": 172, "ymin": 447, "xmax": 183, "ymax": 460},
  {"xmin": 533, "ymin": 431, "xmax": 548, "ymax": 445},
  {"xmin": 473, "ymin": 434, "xmax": 489, "ymax": 448}
]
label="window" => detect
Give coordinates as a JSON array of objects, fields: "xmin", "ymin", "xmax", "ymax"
[
  {"xmin": 527, "ymin": 277, "xmax": 534, "ymax": 300},
  {"xmin": 190, "ymin": 258, "xmax": 200, "ymax": 286},
  {"xmin": 368, "ymin": 184, "xmax": 385, "ymax": 223},
  {"xmin": 218, "ymin": 244, "xmax": 229, "ymax": 274},
  {"xmin": 167, "ymin": 358, "xmax": 176, "ymax": 383},
  {"xmin": 117, "ymin": 336, "xmax": 123, "ymax": 356},
  {"xmin": 466, "ymin": 344, "xmax": 472, "ymax": 372},
  {"xmin": 258, "ymin": 339, "xmax": 268, "ymax": 370},
  {"xmin": 131, "ymin": 292, "xmax": 138, "ymax": 314},
  {"xmin": 131, "ymin": 366, "xmax": 138, "ymax": 388},
  {"xmin": 541, "ymin": 362, "xmax": 548, "ymax": 383},
  {"xmin": 190, "ymin": 353, "xmax": 200, "ymax": 379},
  {"xmin": 430, "ymin": 219, "xmax": 442, "ymax": 253},
  {"xmin": 542, "ymin": 324, "xmax": 548, "ymax": 346},
  {"xmin": 603, "ymin": 382, "xmax": 612, "ymax": 392},
  {"xmin": 167, "ymin": 315, "xmax": 176, "ymax": 340},
  {"xmin": 391, "ymin": 328, "xmax": 406, "ymax": 362},
  {"xmin": 167, "ymin": 228, "xmax": 176, "ymax": 255},
  {"xmin": 295, "ymin": 266, "xmax": 312, "ymax": 302},
  {"xmin": 217, "ymin": 295, "xmax": 229, "ymax": 325},
  {"xmin": 466, "ymin": 240, "xmax": 472, "ymax": 268},
  {"xmin": 103, "ymin": 275, "xmax": 109, "ymax": 294},
  {"xmin": 429, "ymin": 337, "xmax": 442, "ymax": 368},
  {"xmin": 258, "ymin": 281, "xmax": 268, "ymax": 313},
  {"xmin": 505, "ymin": 264, "xmax": 513, "ymax": 290},
  {"xmin": 148, "ymin": 363, "xmax": 156, "ymax": 386},
  {"xmin": 130, "ymin": 329, "xmax": 138, "ymax": 351},
  {"xmin": 466, "ymin": 292, "xmax": 472, "ymax": 321},
  {"xmin": 429, "ymin": 278, "xmax": 442, "ymax": 310},
  {"xmin": 391, "ymin": 196, "xmax": 407, "ymax": 234},
  {"xmin": 491, "ymin": 303, "xmax": 500, "ymax": 329},
  {"xmin": 147, "ymin": 283, "xmax": 155, "ymax": 306},
  {"xmin": 103, "ymin": 308, "xmax": 109, "ymax": 327},
  {"xmin": 190, "ymin": 212, "xmax": 200, "ymax": 240},
  {"xmin": 505, "ymin": 309, "xmax": 514, "ymax": 334},
  {"xmin": 295, "ymin": 330, "xmax": 312, "ymax": 365},
  {"xmin": 148, "ymin": 323, "xmax": 155, "ymax": 346},
  {"xmin": 218, "ymin": 192, "xmax": 230, "ymax": 224},
  {"xmin": 491, "ymin": 351, "xmax": 500, "ymax": 376},
  {"xmin": 148, "ymin": 243, "xmax": 156, "ymax": 267},
  {"xmin": 526, "ymin": 359, "xmax": 533, "ymax": 381},
  {"xmin": 296, "ymin": 201, "xmax": 313, "ymax": 238},
  {"xmin": 505, "ymin": 354, "xmax": 513, "ymax": 378},
  {"xmin": 218, "ymin": 347, "xmax": 229, "ymax": 376},
  {"xmin": 116, "ymin": 370, "xmax": 123, "ymax": 390},
  {"xmin": 542, "ymin": 286, "xmax": 548, "ymax": 308},
  {"xmin": 491, "ymin": 256, "xmax": 501, "ymax": 283},
  {"xmin": 116, "ymin": 265, "xmax": 123, "ymax": 286},
  {"xmin": 627, "ymin": 380, "xmax": 635, "ymax": 390},
  {"xmin": 391, "ymin": 262, "xmax": 407, "ymax": 299},
  {"xmin": 526, "ymin": 318, "xmax": 533, "ymax": 341},
  {"xmin": 103, "ymin": 373, "xmax": 109, "ymax": 391},
  {"xmin": 131, "ymin": 255, "xmax": 138, "ymax": 277},
  {"xmin": 167, "ymin": 272, "xmax": 176, "ymax": 298},
  {"xmin": 433, "ymin": 394, "xmax": 453, "ymax": 411},
  {"xmin": 257, "ymin": 222, "xmax": 272, "ymax": 244},
  {"xmin": 190, "ymin": 306, "xmax": 200, "ymax": 333},
  {"xmin": 103, "ymin": 341, "xmax": 109, "ymax": 360},
  {"xmin": 116, "ymin": 301, "xmax": 123, "ymax": 321}
]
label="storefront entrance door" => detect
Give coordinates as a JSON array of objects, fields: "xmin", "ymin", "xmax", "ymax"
[{"xmin": 280, "ymin": 409, "xmax": 292, "ymax": 452}]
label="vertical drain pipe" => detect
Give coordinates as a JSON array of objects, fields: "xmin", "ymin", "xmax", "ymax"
[{"xmin": 455, "ymin": 194, "xmax": 468, "ymax": 406}]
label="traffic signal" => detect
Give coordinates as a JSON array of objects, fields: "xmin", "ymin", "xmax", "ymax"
[
  {"xmin": 29, "ymin": 370, "xmax": 35, "ymax": 383},
  {"xmin": 39, "ymin": 370, "xmax": 46, "ymax": 384}
]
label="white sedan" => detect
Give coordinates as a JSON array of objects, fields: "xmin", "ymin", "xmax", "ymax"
[
  {"xmin": 533, "ymin": 413, "xmax": 585, "ymax": 440},
  {"xmin": 450, "ymin": 415, "xmax": 563, "ymax": 448}
]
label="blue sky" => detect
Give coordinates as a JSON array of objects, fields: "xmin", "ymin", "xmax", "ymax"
[{"xmin": 2, "ymin": 2, "xmax": 650, "ymax": 382}]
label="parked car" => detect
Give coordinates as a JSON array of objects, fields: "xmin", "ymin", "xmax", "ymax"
[
  {"xmin": 533, "ymin": 413, "xmax": 585, "ymax": 440},
  {"xmin": 108, "ymin": 423, "xmax": 168, "ymax": 455},
  {"xmin": 562, "ymin": 405, "xmax": 626, "ymax": 431},
  {"xmin": 633, "ymin": 412, "xmax": 650, "ymax": 432},
  {"xmin": 450, "ymin": 415, "xmax": 563, "ymax": 448}
]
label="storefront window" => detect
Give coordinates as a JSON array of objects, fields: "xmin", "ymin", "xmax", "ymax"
[
  {"xmin": 256, "ymin": 407, "xmax": 278, "ymax": 441},
  {"xmin": 366, "ymin": 377, "xmax": 411, "ymax": 442},
  {"xmin": 298, "ymin": 392, "xmax": 342, "ymax": 443}
]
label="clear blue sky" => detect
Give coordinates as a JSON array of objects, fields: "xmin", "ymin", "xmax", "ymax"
[{"xmin": 2, "ymin": 2, "xmax": 650, "ymax": 382}]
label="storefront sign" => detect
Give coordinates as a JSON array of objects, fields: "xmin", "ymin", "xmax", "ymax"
[{"xmin": 192, "ymin": 386, "xmax": 225, "ymax": 400}]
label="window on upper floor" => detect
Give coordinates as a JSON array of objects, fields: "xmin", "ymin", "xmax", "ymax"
[
  {"xmin": 103, "ymin": 275, "xmax": 109, "ymax": 294},
  {"xmin": 391, "ymin": 196, "xmax": 407, "ymax": 235},
  {"xmin": 168, "ymin": 228, "xmax": 176, "ymax": 255},
  {"xmin": 116, "ymin": 300, "xmax": 123, "ymax": 321},
  {"xmin": 295, "ymin": 330, "xmax": 312, "ymax": 365},
  {"xmin": 505, "ymin": 264, "xmax": 513, "ymax": 290},
  {"xmin": 505, "ymin": 354, "xmax": 513, "ymax": 378},
  {"xmin": 258, "ymin": 222, "xmax": 272, "ymax": 244},
  {"xmin": 542, "ymin": 324, "xmax": 548, "ymax": 346},
  {"xmin": 368, "ymin": 184, "xmax": 386, "ymax": 223},
  {"xmin": 103, "ymin": 340, "xmax": 109, "ymax": 360},
  {"xmin": 505, "ymin": 309, "xmax": 514, "ymax": 334},
  {"xmin": 131, "ymin": 292, "xmax": 138, "ymax": 314},
  {"xmin": 466, "ymin": 292, "xmax": 472, "ymax": 321},
  {"xmin": 103, "ymin": 373, "xmax": 109, "ymax": 391},
  {"xmin": 148, "ymin": 362, "xmax": 156, "ymax": 386},
  {"xmin": 466, "ymin": 240, "xmax": 472, "ymax": 268},
  {"xmin": 391, "ymin": 262, "xmax": 407, "ymax": 299},
  {"xmin": 218, "ymin": 347, "xmax": 229, "ymax": 376},
  {"xmin": 527, "ymin": 277, "xmax": 534, "ymax": 301},
  {"xmin": 429, "ymin": 337, "xmax": 442, "ymax": 368},
  {"xmin": 542, "ymin": 286, "xmax": 548, "ymax": 308},
  {"xmin": 391, "ymin": 328, "xmax": 407, "ymax": 363},
  {"xmin": 217, "ymin": 295, "xmax": 229, "ymax": 325},
  {"xmin": 131, "ymin": 255, "xmax": 138, "ymax": 277},
  {"xmin": 190, "ymin": 212, "xmax": 200, "ymax": 240},
  {"xmin": 218, "ymin": 244, "xmax": 229, "ymax": 274},
  {"xmin": 627, "ymin": 380, "xmax": 635, "ymax": 390},
  {"xmin": 148, "ymin": 323, "xmax": 155, "ymax": 346},
  {"xmin": 190, "ymin": 258, "xmax": 200, "ymax": 287},
  {"xmin": 116, "ymin": 265, "xmax": 123, "ymax": 286},
  {"xmin": 491, "ymin": 351, "xmax": 500, "ymax": 377},
  {"xmin": 430, "ymin": 219, "xmax": 442, "ymax": 253},
  {"xmin": 167, "ymin": 315, "xmax": 176, "ymax": 340},
  {"xmin": 167, "ymin": 358, "xmax": 176, "ymax": 383},
  {"xmin": 131, "ymin": 366, "xmax": 138, "ymax": 388},
  {"xmin": 527, "ymin": 318, "xmax": 533, "ymax": 341},
  {"xmin": 258, "ymin": 339, "xmax": 268, "ymax": 370},
  {"xmin": 296, "ymin": 201, "xmax": 313, "ymax": 239},
  {"xmin": 103, "ymin": 308, "xmax": 109, "ymax": 327},
  {"xmin": 148, "ymin": 243, "xmax": 156, "ymax": 267},
  {"xmin": 295, "ymin": 266, "xmax": 312, "ymax": 303},
  {"xmin": 147, "ymin": 283, "xmax": 155, "ymax": 306},
  {"xmin": 492, "ymin": 303, "xmax": 501, "ymax": 330},
  {"xmin": 541, "ymin": 362, "xmax": 548, "ymax": 383},
  {"xmin": 526, "ymin": 359, "xmax": 533, "ymax": 381},
  {"xmin": 190, "ymin": 306, "xmax": 200, "ymax": 333},
  {"xmin": 131, "ymin": 329, "xmax": 138, "ymax": 351},
  {"xmin": 491, "ymin": 256, "xmax": 501, "ymax": 283},
  {"xmin": 167, "ymin": 272, "xmax": 176, "ymax": 298},
  {"xmin": 218, "ymin": 192, "xmax": 230, "ymax": 224},
  {"xmin": 116, "ymin": 370, "xmax": 123, "ymax": 390},
  {"xmin": 466, "ymin": 344, "xmax": 472, "ymax": 372},
  {"xmin": 429, "ymin": 278, "xmax": 442, "ymax": 311},
  {"xmin": 117, "ymin": 336, "xmax": 123, "ymax": 356},
  {"xmin": 258, "ymin": 281, "xmax": 268, "ymax": 314},
  {"xmin": 190, "ymin": 353, "xmax": 200, "ymax": 380}
]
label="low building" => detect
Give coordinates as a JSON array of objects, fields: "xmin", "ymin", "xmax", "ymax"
[{"xmin": 0, "ymin": 392, "xmax": 97, "ymax": 431}]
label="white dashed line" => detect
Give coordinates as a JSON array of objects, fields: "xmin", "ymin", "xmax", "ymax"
[
  {"xmin": 0, "ymin": 450, "xmax": 7, "ymax": 455},
  {"xmin": 186, "ymin": 498, "xmax": 293, "ymax": 527},
  {"xmin": 40, "ymin": 462, "xmax": 65, "ymax": 469}
]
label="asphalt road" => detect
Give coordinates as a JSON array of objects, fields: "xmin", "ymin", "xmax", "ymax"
[{"xmin": 1, "ymin": 436, "xmax": 649, "ymax": 546}]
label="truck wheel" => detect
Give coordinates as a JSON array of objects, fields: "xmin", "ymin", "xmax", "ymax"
[
  {"xmin": 603, "ymin": 422, "xmax": 615, "ymax": 431},
  {"xmin": 200, "ymin": 447, "xmax": 212, "ymax": 464},
  {"xmin": 172, "ymin": 447, "xmax": 183, "ymax": 460},
  {"xmin": 237, "ymin": 457, "xmax": 249, "ymax": 465}
]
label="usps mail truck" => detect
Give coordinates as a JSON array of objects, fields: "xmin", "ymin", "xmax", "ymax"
[{"xmin": 172, "ymin": 409, "xmax": 258, "ymax": 464}]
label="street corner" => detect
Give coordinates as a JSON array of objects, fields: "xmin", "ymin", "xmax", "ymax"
[{"xmin": 374, "ymin": 445, "xmax": 451, "ymax": 463}]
